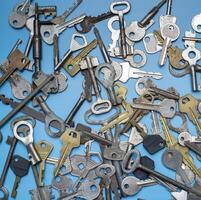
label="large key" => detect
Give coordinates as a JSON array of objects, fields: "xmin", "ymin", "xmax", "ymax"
[
  {"xmin": 13, "ymin": 120, "xmax": 41, "ymax": 165},
  {"xmin": 40, "ymin": 14, "xmax": 86, "ymax": 45},
  {"xmin": 10, "ymin": 155, "xmax": 30, "ymax": 198},
  {"xmin": 110, "ymin": 1, "xmax": 131, "ymax": 58},
  {"xmin": 131, "ymin": 98, "xmax": 176, "ymax": 118},
  {"xmin": 35, "ymin": 140, "xmax": 53, "ymax": 186},
  {"xmin": 54, "ymin": 128, "xmax": 80, "ymax": 176},
  {"xmin": 116, "ymin": 62, "xmax": 163, "ymax": 83}
]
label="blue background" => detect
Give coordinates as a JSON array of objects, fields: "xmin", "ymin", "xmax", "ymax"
[{"xmin": 0, "ymin": 0, "xmax": 201, "ymax": 199}]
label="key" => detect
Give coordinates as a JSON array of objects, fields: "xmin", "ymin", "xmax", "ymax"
[
  {"xmin": 179, "ymin": 94, "xmax": 201, "ymax": 135},
  {"xmin": 36, "ymin": 96, "xmax": 65, "ymax": 138},
  {"xmin": 122, "ymin": 149, "xmax": 201, "ymax": 197},
  {"xmin": 117, "ymin": 62, "xmax": 163, "ymax": 83},
  {"xmin": 110, "ymin": 1, "xmax": 130, "ymax": 58},
  {"xmin": 54, "ymin": 128, "xmax": 80, "ymax": 176},
  {"xmin": 162, "ymin": 148, "xmax": 192, "ymax": 186},
  {"xmin": 84, "ymin": 56, "xmax": 112, "ymax": 115},
  {"xmin": 35, "ymin": 141, "xmax": 53, "ymax": 186},
  {"xmin": 0, "ymin": 49, "xmax": 30, "ymax": 88},
  {"xmin": 160, "ymin": 116, "xmax": 201, "ymax": 178},
  {"xmin": 51, "ymin": 0, "xmax": 83, "ymax": 25},
  {"xmin": 75, "ymin": 11, "xmax": 115, "ymax": 34},
  {"xmin": 10, "ymin": 155, "xmax": 30, "ymax": 198},
  {"xmin": 54, "ymin": 34, "xmax": 87, "ymax": 71},
  {"xmin": 40, "ymin": 14, "xmax": 86, "ymax": 45},
  {"xmin": 131, "ymin": 98, "xmax": 176, "ymax": 118},
  {"xmin": 59, "ymin": 180, "xmax": 100, "ymax": 200},
  {"xmin": 13, "ymin": 120, "xmax": 41, "ymax": 165},
  {"xmin": 192, "ymin": 13, "xmax": 201, "ymax": 33},
  {"xmin": 121, "ymin": 176, "xmax": 157, "ymax": 196},
  {"xmin": 126, "ymin": 0, "xmax": 167, "ymax": 42}
]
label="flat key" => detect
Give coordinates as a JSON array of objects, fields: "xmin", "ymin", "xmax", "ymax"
[
  {"xmin": 131, "ymin": 98, "xmax": 176, "ymax": 118},
  {"xmin": 54, "ymin": 129, "xmax": 80, "ymax": 176},
  {"xmin": 118, "ymin": 62, "xmax": 163, "ymax": 83},
  {"xmin": 35, "ymin": 141, "xmax": 53, "ymax": 186},
  {"xmin": 159, "ymin": 23, "xmax": 180, "ymax": 65},
  {"xmin": 162, "ymin": 148, "xmax": 192, "ymax": 186},
  {"xmin": 10, "ymin": 155, "xmax": 30, "ymax": 198},
  {"xmin": 110, "ymin": 1, "xmax": 131, "ymax": 58}
]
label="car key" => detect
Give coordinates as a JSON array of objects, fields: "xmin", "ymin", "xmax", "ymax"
[
  {"xmin": 110, "ymin": 1, "xmax": 130, "ymax": 58},
  {"xmin": 10, "ymin": 155, "xmax": 30, "ymax": 198}
]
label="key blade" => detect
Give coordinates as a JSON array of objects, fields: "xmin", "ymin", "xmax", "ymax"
[{"xmin": 11, "ymin": 176, "xmax": 21, "ymax": 198}]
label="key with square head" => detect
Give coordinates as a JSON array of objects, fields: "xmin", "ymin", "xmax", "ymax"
[
  {"xmin": 179, "ymin": 94, "xmax": 201, "ymax": 135},
  {"xmin": 40, "ymin": 14, "xmax": 86, "ymax": 45},
  {"xmin": 54, "ymin": 128, "xmax": 80, "ymax": 176},
  {"xmin": 10, "ymin": 155, "xmax": 30, "ymax": 198},
  {"xmin": 13, "ymin": 120, "xmax": 41, "ymax": 165},
  {"xmin": 162, "ymin": 148, "xmax": 192, "ymax": 186},
  {"xmin": 35, "ymin": 141, "xmax": 53, "ymax": 186},
  {"xmin": 110, "ymin": 1, "xmax": 131, "ymax": 58},
  {"xmin": 122, "ymin": 149, "xmax": 201, "ymax": 197}
]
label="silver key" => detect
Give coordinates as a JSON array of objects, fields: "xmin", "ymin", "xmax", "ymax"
[
  {"xmin": 110, "ymin": 1, "xmax": 131, "ymax": 58},
  {"xmin": 159, "ymin": 23, "xmax": 180, "ymax": 66},
  {"xmin": 117, "ymin": 62, "xmax": 163, "ymax": 83},
  {"xmin": 131, "ymin": 98, "xmax": 176, "ymax": 118},
  {"xmin": 162, "ymin": 148, "xmax": 192, "ymax": 186},
  {"xmin": 13, "ymin": 120, "xmax": 41, "ymax": 165},
  {"xmin": 192, "ymin": 13, "xmax": 201, "ymax": 33},
  {"xmin": 54, "ymin": 34, "xmax": 87, "ymax": 71},
  {"xmin": 40, "ymin": 14, "xmax": 86, "ymax": 45}
]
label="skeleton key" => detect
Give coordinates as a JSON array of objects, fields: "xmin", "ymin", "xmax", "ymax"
[
  {"xmin": 10, "ymin": 155, "xmax": 30, "ymax": 198},
  {"xmin": 0, "ymin": 49, "xmax": 29, "ymax": 88},
  {"xmin": 54, "ymin": 34, "xmax": 87, "ymax": 71},
  {"xmin": 160, "ymin": 116, "xmax": 201, "ymax": 178},
  {"xmin": 75, "ymin": 11, "xmax": 115, "ymax": 34},
  {"xmin": 51, "ymin": 0, "xmax": 83, "ymax": 25},
  {"xmin": 179, "ymin": 94, "xmax": 201, "ymax": 135},
  {"xmin": 35, "ymin": 141, "xmax": 53, "ymax": 186},
  {"xmin": 40, "ymin": 14, "xmax": 86, "ymax": 45},
  {"xmin": 63, "ymin": 39, "xmax": 97, "ymax": 76},
  {"xmin": 54, "ymin": 128, "xmax": 80, "ymax": 176},
  {"xmin": 110, "ymin": 1, "xmax": 130, "ymax": 58}
]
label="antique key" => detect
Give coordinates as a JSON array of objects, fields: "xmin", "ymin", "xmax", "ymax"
[
  {"xmin": 54, "ymin": 128, "xmax": 80, "ymax": 176},
  {"xmin": 10, "ymin": 155, "xmax": 30, "ymax": 198},
  {"xmin": 35, "ymin": 140, "xmax": 53, "ymax": 186}
]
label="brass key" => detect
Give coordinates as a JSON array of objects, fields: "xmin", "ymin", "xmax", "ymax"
[
  {"xmin": 160, "ymin": 116, "xmax": 201, "ymax": 178},
  {"xmin": 54, "ymin": 128, "xmax": 80, "ymax": 176},
  {"xmin": 63, "ymin": 39, "xmax": 97, "ymax": 76},
  {"xmin": 179, "ymin": 94, "xmax": 201, "ymax": 135},
  {"xmin": 35, "ymin": 140, "xmax": 53, "ymax": 186}
]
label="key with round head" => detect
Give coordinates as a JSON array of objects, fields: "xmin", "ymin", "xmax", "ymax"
[
  {"xmin": 122, "ymin": 149, "xmax": 201, "ymax": 197},
  {"xmin": 162, "ymin": 148, "xmax": 192, "ymax": 186},
  {"xmin": 10, "ymin": 155, "xmax": 30, "ymax": 198},
  {"xmin": 110, "ymin": 1, "xmax": 131, "ymax": 58}
]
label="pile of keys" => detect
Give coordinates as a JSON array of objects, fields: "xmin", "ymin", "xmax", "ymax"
[{"xmin": 1, "ymin": 0, "xmax": 201, "ymax": 199}]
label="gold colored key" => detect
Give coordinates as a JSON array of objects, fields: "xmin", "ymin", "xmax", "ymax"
[
  {"xmin": 54, "ymin": 128, "xmax": 80, "ymax": 176},
  {"xmin": 179, "ymin": 94, "xmax": 201, "ymax": 135},
  {"xmin": 63, "ymin": 39, "xmax": 97, "ymax": 76},
  {"xmin": 160, "ymin": 116, "xmax": 201, "ymax": 178},
  {"xmin": 35, "ymin": 140, "xmax": 53, "ymax": 186}
]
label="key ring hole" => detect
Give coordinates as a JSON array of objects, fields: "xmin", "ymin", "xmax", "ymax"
[
  {"xmin": 48, "ymin": 120, "xmax": 63, "ymax": 135},
  {"xmin": 40, "ymin": 142, "xmax": 47, "ymax": 148},
  {"xmin": 13, "ymin": 19, "xmax": 18, "ymax": 25},
  {"xmin": 144, "ymin": 36, "xmax": 151, "ymax": 43},
  {"xmin": 188, "ymin": 51, "xmax": 196, "ymax": 59},
  {"xmin": 44, "ymin": 31, "xmax": 51, "ymax": 38},
  {"xmin": 90, "ymin": 185, "xmax": 97, "ymax": 192},
  {"xmin": 124, "ymin": 183, "xmax": 129, "ymax": 189},
  {"xmin": 197, "ymin": 24, "xmax": 201, "ymax": 30},
  {"xmin": 134, "ymin": 54, "xmax": 143, "ymax": 64}
]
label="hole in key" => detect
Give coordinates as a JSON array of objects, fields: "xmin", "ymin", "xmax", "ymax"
[
  {"xmin": 170, "ymin": 106, "xmax": 175, "ymax": 111},
  {"xmin": 13, "ymin": 20, "xmax": 18, "ymax": 25},
  {"xmin": 182, "ymin": 97, "xmax": 190, "ymax": 104},
  {"xmin": 124, "ymin": 183, "xmax": 129, "ymax": 189},
  {"xmin": 180, "ymin": 136, "xmax": 185, "ymax": 141},
  {"xmin": 168, "ymin": 152, "xmax": 173, "ymax": 159},
  {"xmin": 197, "ymin": 24, "xmax": 201, "ymax": 30},
  {"xmin": 21, "ymin": 58, "xmax": 26, "ymax": 64},
  {"xmin": 90, "ymin": 185, "xmax": 97, "ymax": 192},
  {"xmin": 69, "ymin": 131, "xmax": 77, "ymax": 138},
  {"xmin": 179, "ymin": 59, "xmax": 186, "ymax": 66},
  {"xmin": 49, "ymin": 120, "xmax": 62, "ymax": 134},
  {"xmin": 138, "ymin": 82, "xmax": 145, "ymax": 89},
  {"xmin": 40, "ymin": 142, "xmax": 46, "ymax": 148},
  {"xmin": 188, "ymin": 51, "xmax": 196, "ymax": 59},
  {"xmin": 23, "ymin": 90, "xmax": 29, "ymax": 97},
  {"xmin": 168, "ymin": 25, "xmax": 174, "ymax": 31},
  {"xmin": 56, "ymin": 176, "xmax": 61, "ymax": 182},
  {"xmin": 111, "ymin": 20, "xmax": 120, "ymax": 30},
  {"xmin": 112, "ymin": 153, "xmax": 117, "ymax": 159},
  {"xmin": 67, "ymin": 64, "xmax": 74, "ymax": 71},
  {"xmin": 134, "ymin": 54, "xmax": 142, "ymax": 64},
  {"xmin": 44, "ymin": 31, "xmax": 50, "ymax": 38},
  {"xmin": 74, "ymin": 36, "xmax": 85, "ymax": 46},
  {"xmin": 145, "ymin": 36, "xmax": 151, "ymax": 43},
  {"xmin": 78, "ymin": 163, "xmax": 85, "ymax": 170},
  {"xmin": 113, "ymin": 4, "xmax": 128, "ymax": 11},
  {"xmin": 129, "ymin": 32, "xmax": 135, "ymax": 38},
  {"xmin": 14, "ymin": 157, "xmax": 19, "ymax": 162}
]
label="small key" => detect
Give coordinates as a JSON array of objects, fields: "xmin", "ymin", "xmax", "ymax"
[
  {"xmin": 10, "ymin": 155, "xmax": 30, "ymax": 198},
  {"xmin": 54, "ymin": 129, "xmax": 80, "ymax": 176},
  {"xmin": 162, "ymin": 148, "xmax": 192, "ymax": 186},
  {"xmin": 117, "ymin": 62, "xmax": 163, "ymax": 83},
  {"xmin": 110, "ymin": 1, "xmax": 131, "ymax": 58},
  {"xmin": 13, "ymin": 120, "xmax": 41, "ymax": 165},
  {"xmin": 54, "ymin": 34, "xmax": 87, "ymax": 71},
  {"xmin": 131, "ymin": 98, "xmax": 176, "ymax": 118},
  {"xmin": 40, "ymin": 14, "xmax": 86, "ymax": 45},
  {"xmin": 35, "ymin": 141, "xmax": 53, "ymax": 186}
]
